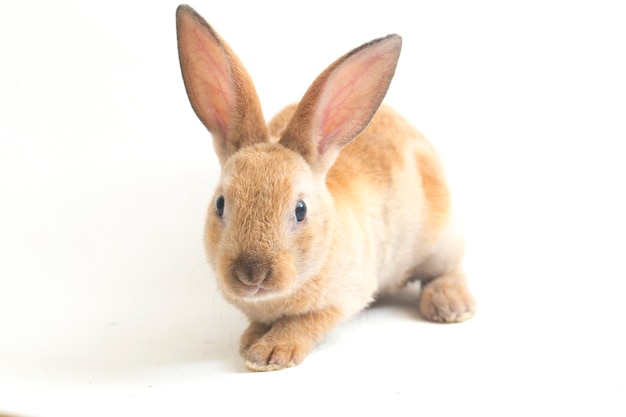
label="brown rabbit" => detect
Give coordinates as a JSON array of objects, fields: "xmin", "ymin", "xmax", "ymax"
[{"xmin": 176, "ymin": 4, "xmax": 476, "ymax": 372}]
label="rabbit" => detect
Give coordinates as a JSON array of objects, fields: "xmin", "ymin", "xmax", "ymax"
[{"xmin": 176, "ymin": 4, "xmax": 476, "ymax": 372}]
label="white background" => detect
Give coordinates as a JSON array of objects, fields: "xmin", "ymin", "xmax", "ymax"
[{"xmin": 1, "ymin": 1, "xmax": 625, "ymax": 416}]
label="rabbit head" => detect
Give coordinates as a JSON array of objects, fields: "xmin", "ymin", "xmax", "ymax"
[{"xmin": 176, "ymin": 5, "xmax": 401, "ymax": 305}]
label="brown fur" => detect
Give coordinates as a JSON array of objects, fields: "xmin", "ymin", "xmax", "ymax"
[
  {"xmin": 416, "ymin": 141, "xmax": 452, "ymax": 236},
  {"xmin": 177, "ymin": 4, "xmax": 476, "ymax": 372}
]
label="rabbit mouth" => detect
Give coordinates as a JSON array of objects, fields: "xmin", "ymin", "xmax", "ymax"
[{"xmin": 241, "ymin": 284, "xmax": 267, "ymax": 297}]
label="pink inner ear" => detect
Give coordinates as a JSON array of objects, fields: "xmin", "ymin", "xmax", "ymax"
[
  {"xmin": 183, "ymin": 24, "xmax": 235, "ymax": 140},
  {"xmin": 317, "ymin": 83, "xmax": 353, "ymax": 154},
  {"xmin": 315, "ymin": 51, "xmax": 393, "ymax": 156}
]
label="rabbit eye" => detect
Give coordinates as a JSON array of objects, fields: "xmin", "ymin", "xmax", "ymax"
[
  {"xmin": 295, "ymin": 200, "xmax": 307, "ymax": 222},
  {"xmin": 216, "ymin": 195, "xmax": 225, "ymax": 216}
]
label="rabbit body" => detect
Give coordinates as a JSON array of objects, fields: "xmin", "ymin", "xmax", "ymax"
[{"xmin": 177, "ymin": 4, "xmax": 475, "ymax": 372}]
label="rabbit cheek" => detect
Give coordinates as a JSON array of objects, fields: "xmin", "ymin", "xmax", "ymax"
[
  {"xmin": 267, "ymin": 251, "xmax": 298, "ymax": 294},
  {"xmin": 204, "ymin": 214, "xmax": 223, "ymax": 268},
  {"xmin": 291, "ymin": 211, "xmax": 331, "ymax": 283}
]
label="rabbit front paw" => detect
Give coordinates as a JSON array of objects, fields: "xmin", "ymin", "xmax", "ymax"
[
  {"xmin": 244, "ymin": 339, "xmax": 308, "ymax": 372},
  {"xmin": 239, "ymin": 309, "xmax": 340, "ymax": 371}
]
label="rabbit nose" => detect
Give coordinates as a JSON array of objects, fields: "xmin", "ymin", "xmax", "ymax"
[{"xmin": 231, "ymin": 255, "xmax": 271, "ymax": 286}]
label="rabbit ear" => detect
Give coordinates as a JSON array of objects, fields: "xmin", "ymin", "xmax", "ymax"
[
  {"xmin": 279, "ymin": 35, "xmax": 402, "ymax": 173},
  {"xmin": 176, "ymin": 5, "xmax": 268, "ymax": 164}
]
